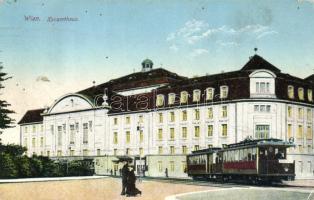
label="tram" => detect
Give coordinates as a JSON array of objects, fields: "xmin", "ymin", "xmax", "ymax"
[{"xmin": 187, "ymin": 138, "xmax": 295, "ymax": 183}]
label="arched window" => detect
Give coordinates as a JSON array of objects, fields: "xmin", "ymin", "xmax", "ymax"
[
  {"xmin": 168, "ymin": 93, "xmax": 176, "ymax": 105},
  {"xmin": 308, "ymin": 89, "xmax": 313, "ymax": 102},
  {"xmin": 287, "ymin": 85, "xmax": 294, "ymax": 99},
  {"xmin": 193, "ymin": 89, "xmax": 201, "ymax": 102},
  {"xmin": 180, "ymin": 91, "xmax": 188, "ymax": 104},
  {"xmin": 205, "ymin": 87, "xmax": 214, "ymax": 100},
  {"xmin": 220, "ymin": 86, "xmax": 228, "ymax": 99},
  {"xmin": 298, "ymin": 87, "xmax": 304, "ymax": 100},
  {"xmin": 156, "ymin": 94, "xmax": 164, "ymax": 107}
]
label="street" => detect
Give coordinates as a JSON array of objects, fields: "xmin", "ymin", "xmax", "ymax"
[{"xmin": 0, "ymin": 177, "xmax": 313, "ymax": 200}]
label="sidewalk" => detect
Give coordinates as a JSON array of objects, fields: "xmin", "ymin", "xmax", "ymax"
[{"xmin": 0, "ymin": 175, "xmax": 107, "ymax": 184}]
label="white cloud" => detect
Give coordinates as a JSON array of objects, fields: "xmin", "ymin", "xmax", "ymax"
[
  {"xmin": 167, "ymin": 19, "xmax": 277, "ymax": 46},
  {"xmin": 169, "ymin": 44, "xmax": 179, "ymax": 52},
  {"xmin": 257, "ymin": 30, "xmax": 278, "ymax": 39},
  {"xmin": 216, "ymin": 40, "xmax": 239, "ymax": 47},
  {"xmin": 190, "ymin": 48, "xmax": 209, "ymax": 58}
]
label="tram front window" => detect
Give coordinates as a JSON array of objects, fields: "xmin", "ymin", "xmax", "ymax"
[{"xmin": 259, "ymin": 147, "xmax": 286, "ymax": 160}]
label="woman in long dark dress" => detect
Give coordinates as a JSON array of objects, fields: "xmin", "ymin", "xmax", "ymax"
[{"xmin": 126, "ymin": 168, "xmax": 142, "ymax": 197}]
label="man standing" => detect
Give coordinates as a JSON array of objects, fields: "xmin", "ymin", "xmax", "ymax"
[{"xmin": 121, "ymin": 162, "xmax": 129, "ymax": 195}]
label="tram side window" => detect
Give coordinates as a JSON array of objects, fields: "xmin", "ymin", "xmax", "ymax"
[
  {"xmin": 248, "ymin": 148, "xmax": 252, "ymax": 161},
  {"xmin": 223, "ymin": 152, "xmax": 228, "ymax": 162},
  {"xmin": 239, "ymin": 149, "xmax": 243, "ymax": 161},
  {"xmin": 235, "ymin": 150, "xmax": 239, "ymax": 161},
  {"xmin": 243, "ymin": 149, "xmax": 248, "ymax": 161},
  {"xmin": 252, "ymin": 148, "xmax": 257, "ymax": 160}
]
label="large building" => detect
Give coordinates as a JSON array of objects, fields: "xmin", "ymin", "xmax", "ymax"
[{"xmin": 19, "ymin": 55, "xmax": 314, "ymax": 179}]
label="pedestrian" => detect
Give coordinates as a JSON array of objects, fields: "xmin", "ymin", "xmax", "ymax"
[
  {"xmin": 165, "ymin": 168, "xmax": 168, "ymax": 178},
  {"xmin": 120, "ymin": 162, "xmax": 129, "ymax": 195},
  {"xmin": 110, "ymin": 169, "xmax": 113, "ymax": 176},
  {"xmin": 126, "ymin": 167, "xmax": 142, "ymax": 197}
]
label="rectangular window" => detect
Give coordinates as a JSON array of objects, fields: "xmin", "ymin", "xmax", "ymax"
[
  {"xmin": 57, "ymin": 150, "xmax": 62, "ymax": 157},
  {"xmin": 139, "ymin": 130, "xmax": 144, "ymax": 143},
  {"xmin": 170, "ymin": 112, "xmax": 175, "ymax": 122},
  {"xmin": 139, "ymin": 115, "xmax": 143, "ymax": 123},
  {"xmin": 158, "ymin": 161, "xmax": 163, "ymax": 172},
  {"xmin": 40, "ymin": 137, "xmax": 44, "ymax": 147},
  {"xmin": 222, "ymin": 124, "xmax": 228, "ymax": 137},
  {"xmin": 114, "ymin": 118, "xmax": 118, "ymax": 125},
  {"xmin": 288, "ymin": 124, "xmax": 292, "ymax": 138},
  {"xmin": 83, "ymin": 149, "xmax": 88, "ymax": 156},
  {"xmin": 182, "ymin": 146, "xmax": 187, "ymax": 154},
  {"xmin": 170, "ymin": 161, "xmax": 175, "ymax": 172},
  {"xmin": 170, "ymin": 128, "xmax": 175, "ymax": 140},
  {"xmin": 126, "ymin": 131, "xmax": 131, "ymax": 144},
  {"xmin": 83, "ymin": 123, "xmax": 88, "ymax": 144},
  {"xmin": 158, "ymin": 146, "xmax": 163, "ymax": 155},
  {"xmin": 70, "ymin": 150, "xmax": 75, "ymax": 156},
  {"xmin": 97, "ymin": 149, "xmax": 101, "ymax": 156},
  {"xmin": 24, "ymin": 126, "xmax": 28, "ymax": 133},
  {"xmin": 182, "ymin": 127, "xmax": 187, "ymax": 139},
  {"xmin": 126, "ymin": 116, "xmax": 131, "ymax": 124},
  {"xmin": 194, "ymin": 145, "xmax": 199, "ymax": 151},
  {"xmin": 307, "ymin": 109, "xmax": 312, "ymax": 121},
  {"xmin": 307, "ymin": 126, "xmax": 312, "ymax": 140},
  {"xmin": 158, "ymin": 113, "xmax": 163, "ymax": 123},
  {"xmin": 221, "ymin": 106, "xmax": 227, "ymax": 118},
  {"xmin": 70, "ymin": 124, "xmax": 75, "ymax": 144},
  {"xmin": 208, "ymin": 144, "xmax": 213, "ymax": 148},
  {"xmin": 194, "ymin": 126, "xmax": 200, "ymax": 138},
  {"xmin": 181, "ymin": 110, "xmax": 187, "ymax": 121},
  {"xmin": 57, "ymin": 126, "xmax": 62, "ymax": 146},
  {"xmin": 126, "ymin": 148, "xmax": 130, "ymax": 155},
  {"xmin": 208, "ymin": 107, "xmax": 213, "ymax": 119},
  {"xmin": 139, "ymin": 148, "xmax": 143, "ymax": 156},
  {"xmin": 32, "ymin": 137, "xmax": 36, "ymax": 148},
  {"xmin": 158, "ymin": 128, "xmax": 163, "ymax": 140},
  {"xmin": 298, "ymin": 125, "xmax": 303, "ymax": 139},
  {"xmin": 113, "ymin": 132, "xmax": 118, "ymax": 144},
  {"xmin": 298, "ymin": 108, "xmax": 303, "ymax": 120},
  {"xmin": 32, "ymin": 125, "xmax": 36, "ymax": 133},
  {"xmin": 170, "ymin": 146, "xmax": 175, "ymax": 154},
  {"xmin": 194, "ymin": 109, "xmax": 200, "ymax": 120},
  {"xmin": 255, "ymin": 125, "xmax": 269, "ymax": 139},
  {"xmin": 40, "ymin": 125, "xmax": 44, "ymax": 132},
  {"xmin": 254, "ymin": 105, "xmax": 259, "ymax": 112},
  {"xmin": 208, "ymin": 125, "xmax": 213, "ymax": 137},
  {"xmin": 288, "ymin": 106, "xmax": 293, "ymax": 118}
]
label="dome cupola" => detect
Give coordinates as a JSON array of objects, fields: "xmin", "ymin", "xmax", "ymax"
[{"xmin": 141, "ymin": 59, "xmax": 153, "ymax": 72}]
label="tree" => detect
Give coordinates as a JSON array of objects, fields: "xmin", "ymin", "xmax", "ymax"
[
  {"xmin": 0, "ymin": 152, "xmax": 17, "ymax": 178},
  {"xmin": 0, "ymin": 65, "xmax": 14, "ymax": 131}
]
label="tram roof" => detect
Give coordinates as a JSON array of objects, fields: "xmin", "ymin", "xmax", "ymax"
[
  {"xmin": 190, "ymin": 147, "xmax": 222, "ymax": 155},
  {"xmin": 226, "ymin": 138, "xmax": 295, "ymax": 149}
]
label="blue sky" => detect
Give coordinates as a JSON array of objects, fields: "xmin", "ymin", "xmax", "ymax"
[{"xmin": 0, "ymin": 0, "xmax": 314, "ymax": 143}]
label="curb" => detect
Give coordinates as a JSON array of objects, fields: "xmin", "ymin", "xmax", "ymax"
[{"xmin": 0, "ymin": 175, "xmax": 108, "ymax": 184}]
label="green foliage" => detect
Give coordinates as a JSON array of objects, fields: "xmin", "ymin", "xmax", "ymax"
[
  {"xmin": 15, "ymin": 155, "xmax": 31, "ymax": 177},
  {"xmin": 0, "ymin": 152, "xmax": 18, "ymax": 178},
  {"xmin": 0, "ymin": 66, "xmax": 14, "ymax": 129},
  {"xmin": 67, "ymin": 160, "xmax": 93, "ymax": 176}
]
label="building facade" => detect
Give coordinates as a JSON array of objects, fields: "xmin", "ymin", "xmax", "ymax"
[{"xmin": 19, "ymin": 55, "xmax": 314, "ymax": 178}]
